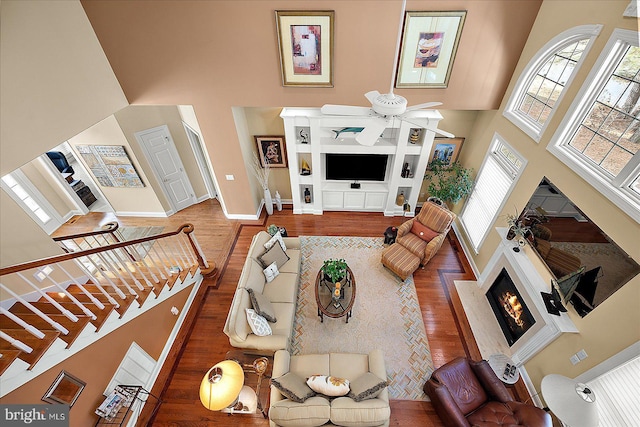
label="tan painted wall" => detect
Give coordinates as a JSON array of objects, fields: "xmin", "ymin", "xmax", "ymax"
[
  {"xmin": 19, "ymin": 160, "xmax": 76, "ymax": 220},
  {"xmin": 67, "ymin": 116, "xmax": 166, "ymax": 215},
  {"xmin": 453, "ymin": 0, "xmax": 640, "ymax": 391},
  {"xmin": 0, "ymin": 0, "xmax": 128, "ymax": 176},
  {"xmin": 81, "ymin": 0, "xmax": 542, "ymax": 216},
  {"xmin": 1, "ymin": 287, "xmax": 192, "ymax": 427},
  {"xmin": 114, "ymin": 105, "xmax": 209, "ymax": 207}
]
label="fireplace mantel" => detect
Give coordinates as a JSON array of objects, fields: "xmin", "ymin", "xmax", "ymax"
[{"xmin": 456, "ymin": 227, "xmax": 578, "ymax": 365}]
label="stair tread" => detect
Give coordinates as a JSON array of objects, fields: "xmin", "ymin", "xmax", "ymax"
[
  {"xmin": 10, "ymin": 301, "xmax": 117, "ymax": 333},
  {"xmin": 0, "ymin": 349, "xmax": 22, "ymax": 376},
  {"xmin": 1, "ymin": 314, "xmax": 93, "ymax": 348},
  {"xmin": 0, "ymin": 330, "xmax": 61, "ymax": 369}
]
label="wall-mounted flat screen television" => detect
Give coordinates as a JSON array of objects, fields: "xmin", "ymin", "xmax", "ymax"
[{"xmin": 325, "ymin": 154, "xmax": 388, "ymax": 182}]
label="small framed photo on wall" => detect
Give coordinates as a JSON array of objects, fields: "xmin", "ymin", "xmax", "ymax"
[{"xmin": 255, "ymin": 136, "xmax": 288, "ymax": 168}]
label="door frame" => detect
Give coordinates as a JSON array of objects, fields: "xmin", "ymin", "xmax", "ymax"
[
  {"xmin": 134, "ymin": 124, "xmax": 196, "ymax": 214},
  {"xmin": 182, "ymin": 121, "xmax": 218, "ymax": 200}
]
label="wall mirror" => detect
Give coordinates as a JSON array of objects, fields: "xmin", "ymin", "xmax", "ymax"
[
  {"xmin": 521, "ymin": 178, "xmax": 639, "ymax": 317},
  {"xmin": 42, "ymin": 370, "xmax": 86, "ymax": 407}
]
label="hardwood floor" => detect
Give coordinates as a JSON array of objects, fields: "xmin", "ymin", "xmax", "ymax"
[{"xmin": 54, "ymin": 200, "xmax": 527, "ymax": 426}]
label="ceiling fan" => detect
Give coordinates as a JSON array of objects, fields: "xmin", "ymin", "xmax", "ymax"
[{"xmin": 321, "ymin": 0, "xmax": 454, "ymax": 146}]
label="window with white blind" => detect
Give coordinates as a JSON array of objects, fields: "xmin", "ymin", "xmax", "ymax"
[
  {"xmin": 460, "ymin": 134, "xmax": 527, "ymax": 252},
  {"xmin": 504, "ymin": 25, "xmax": 602, "ymax": 142}
]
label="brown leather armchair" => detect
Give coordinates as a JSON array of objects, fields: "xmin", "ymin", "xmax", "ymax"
[{"xmin": 424, "ymin": 358, "xmax": 552, "ymax": 427}]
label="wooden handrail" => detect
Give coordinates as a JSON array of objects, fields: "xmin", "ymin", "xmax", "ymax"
[
  {"xmin": 52, "ymin": 221, "xmax": 119, "ymax": 242},
  {"xmin": 0, "ymin": 223, "xmax": 214, "ymax": 277}
]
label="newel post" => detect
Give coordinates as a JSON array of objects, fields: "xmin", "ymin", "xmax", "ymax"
[{"xmin": 181, "ymin": 224, "xmax": 217, "ymax": 279}]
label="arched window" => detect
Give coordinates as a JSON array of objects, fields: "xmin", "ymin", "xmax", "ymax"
[{"xmin": 504, "ymin": 25, "xmax": 602, "ymax": 142}]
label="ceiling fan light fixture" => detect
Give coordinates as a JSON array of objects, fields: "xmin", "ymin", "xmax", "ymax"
[{"xmin": 371, "ymin": 93, "xmax": 407, "ymax": 116}]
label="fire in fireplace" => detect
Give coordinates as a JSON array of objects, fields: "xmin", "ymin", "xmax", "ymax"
[{"xmin": 486, "ymin": 268, "xmax": 536, "ymax": 346}]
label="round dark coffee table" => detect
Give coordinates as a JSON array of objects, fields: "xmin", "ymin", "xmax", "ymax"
[{"xmin": 315, "ymin": 266, "xmax": 356, "ymax": 323}]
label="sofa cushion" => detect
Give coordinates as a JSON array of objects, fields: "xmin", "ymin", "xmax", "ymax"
[
  {"xmin": 259, "ymin": 242, "xmax": 290, "ymax": 269},
  {"xmin": 263, "ymin": 261, "xmax": 280, "ymax": 283},
  {"xmin": 330, "ymin": 396, "xmax": 392, "ymax": 427},
  {"xmin": 247, "ymin": 288, "xmax": 276, "ymax": 322},
  {"xmin": 290, "ymin": 354, "xmax": 331, "ymax": 378},
  {"xmin": 306, "ymin": 375, "xmax": 350, "ymax": 397},
  {"xmin": 347, "ymin": 372, "xmax": 388, "ymax": 402},
  {"xmin": 269, "ymin": 396, "xmax": 331, "ymax": 427},
  {"xmin": 329, "ymin": 353, "xmax": 370, "ymax": 380},
  {"xmin": 270, "ymin": 302, "xmax": 296, "ymax": 337},
  {"xmin": 263, "ymin": 272, "xmax": 299, "ymax": 303},
  {"xmin": 245, "ymin": 308, "xmax": 272, "ymax": 336},
  {"xmin": 240, "ymin": 258, "xmax": 267, "ymax": 294},
  {"xmin": 396, "ymin": 232, "xmax": 428, "ymax": 258},
  {"xmin": 271, "ymin": 372, "xmax": 316, "ymax": 403},
  {"xmin": 280, "ymin": 249, "xmax": 301, "ymax": 274},
  {"xmin": 265, "ymin": 231, "xmax": 287, "ymax": 252},
  {"xmin": 224, "ymin": 289, "xmax": 253, "ymax": 342}
]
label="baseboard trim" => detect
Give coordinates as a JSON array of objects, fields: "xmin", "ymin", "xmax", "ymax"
[
  {"xmin": 115, "ymin": 211, "xmax": 169, "ymax": 218},
  {"xmin": 451, "ymin": 222, "xmax": 480, "ymax": 279},
  {"xmin": 518, "ymin": 365, "xmax": 545, "ymax": 407}
]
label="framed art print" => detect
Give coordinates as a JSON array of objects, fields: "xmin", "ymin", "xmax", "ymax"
[
  {"xmin": 428, "ymin": 137, "xmax": 465, "ymax": 168},
  {"xmin": 42, "ymin": 370, "xmax": 86, "ymax": 407},
  {"xmin": 276, "ymin": 10, "xmax": 334, "ymax": 87},
  {"xmin": 255, "ymin": 136, "xmax": 288, "ymax": 168},
  {"xmin": 395, "ymin": 11, "xmax": 466, "ymax": 88}
]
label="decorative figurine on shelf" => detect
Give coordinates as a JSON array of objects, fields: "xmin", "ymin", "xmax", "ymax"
[
  {"xmin": 304, "ymin": 187, "xmax": 312, "ymax": 203},
  {"xmin": 401, "ymin": 162, "xmax": 411, "ymax": 178},
  {"xmin": 300, "ymin": 159, "xmax": 311, "ymax": 175},
  {"xmin": 409, "ymin": 129, "xmax": 421, "ymax": 144},
  {"xmin": 395, "ymin": 191, "xmax": 405, "ymax": 206},
  {"xmin": 299, "ymin": 128, "xmax": 309, "ymax": 144}
]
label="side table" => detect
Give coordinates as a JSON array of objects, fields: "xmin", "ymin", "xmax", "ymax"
[
  {"xmin": 488, "ymin": 353, "xmax": 519, "ymax": 385},
  {"xmin": 384, "ymin": 226, "xmax": 398, "ymax": 245}
]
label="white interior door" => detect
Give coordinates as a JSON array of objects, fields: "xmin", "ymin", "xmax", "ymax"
[{"xmin": 135, "ymin": 125, "xmax": 196, "ymax": 213}]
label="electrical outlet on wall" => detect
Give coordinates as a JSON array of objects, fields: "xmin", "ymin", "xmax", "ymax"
[
  {"xmin": 577, "ymin": 349, "xmax": 588, "ymax": 360},
  {"xmin": 570, "ymin": 354, "xmax": 580, "ymax": 365}
]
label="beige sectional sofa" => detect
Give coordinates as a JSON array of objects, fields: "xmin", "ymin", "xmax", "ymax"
[
  {"xmin": 269, "ymin": 350, "xmax": 391, "ymax": 427},
  {"xmin": 223, "ymin": 231, "xmax": 301, "ymax": 351}
]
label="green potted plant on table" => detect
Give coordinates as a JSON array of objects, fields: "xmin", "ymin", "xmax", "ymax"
[
  {"xmin": 321, "ymin": 258, "xmax": 347, "ymax": 283},
  {"xmin": 423, "ymin": 159, "xmax": 474, "ymax": 208}
]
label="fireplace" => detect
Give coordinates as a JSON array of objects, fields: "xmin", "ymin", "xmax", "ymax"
[{"xmin": 486, "ymin": 268, "xmax": 536, "ymax": 346}]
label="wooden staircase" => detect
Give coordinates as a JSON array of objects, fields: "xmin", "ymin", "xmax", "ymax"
[{"xmin": 0, "ymin": 223, "xmax": 215, "ymax": 397}]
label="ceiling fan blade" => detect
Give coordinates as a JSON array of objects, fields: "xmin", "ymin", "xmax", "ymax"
[
  {"xmin": 356, "ymin": 117, "xmax": 389, "ymax": 146},
  {"xmin": 321, "ymin": 104, "xmax": 372, "ymax": 116},
  {"xmin": 405, "ymin": 101, "xmax": 443, "ymax": 111},
  {"xmin": 364, "ymin": 90, "xmax": 381, "ymax": 104},
  {"xmin": 401, "ymin": 117, "xmax": 455, "ymax": 138}
]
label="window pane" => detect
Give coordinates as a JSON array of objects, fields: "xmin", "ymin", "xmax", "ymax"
[
  {"xmin": 584, "ymin": 135, "xmax": 614, "ymax": 166},
  {"xmin": 616, "ymin": 81, "xmax": 640, "ymax": 116},
  {"xmin": 33, "ymin": 208, "xmax": 51, "ymax": 223},
  {"xmin": 620, "ymin": 121, "xmax": 640, "ymax": 152},
  {"xmin": 548, "ymin": 85, "xmax": 564, "ymax": 107},
  {"xmin": 583, "ymin": 102, "xmax": 611, "ymax": 130},
  {"xmin": 570, "ymin": 126, "xmax": 596, "ymax": 151},
  {"xmin": 23, "ymin": 197, "xmax": 39, "ymax": 211},
  {"xmin": 519, "ymin": 94, "xmax": 534, "ymax": 114},
  {"xmin": 12, "ymin": 185, "xmax": 29, "ymax": 201},
  {"xmin": 602, "ymin": 146, "xmax": 634, "ymax": 175},
  {"xmin": 599, "ymin": 75, "xmax": 630, "ymax": 107},
  {"xmin": 614, "ymin": 46, "xmax": 640, "ymax": 80},
  {"xmin": 601, "ymin": 110, "xmax": 633, "ymax": 142},
  {"xmin": 2, "ymin": 174, "xmax": 17, "ymax": 187}
]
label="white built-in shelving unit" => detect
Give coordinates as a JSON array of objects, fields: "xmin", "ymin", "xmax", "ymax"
[{"xmin": 280, "ymin": 107, "xmax": 444, "ymax": 216}]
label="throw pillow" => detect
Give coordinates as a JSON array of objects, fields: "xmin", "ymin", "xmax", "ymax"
[
  {"xmin": 410, "ymin": 221, "xmax": 439, "ymax": 242},
  {"xmin": 271, "ymin": 372, "xmax": 316, "ymax": 403},
  {"xmin": 245, "ymin": 308, "xmax": 272, "ymax": 336},
  {"xmin": 264, "ymin": 232, "xmax": 287, "ymax": 252},
  {"xmin": 306, "ymin": 375, "xmax": 350, "ymax": 397},
  {"xmin": 259, "ymin": 243, "xmax": 290, "ymax": 270},
  {"xmin": 263, "ymin": 261, "xmax": 280, "ymax": 283},
  {"xmin": 347, "ymin": 372, "xmax": 389, "ymax": 402},
  {"xmin": 247, "ymin": 288, "xmax": 277, "ymax": 323}
]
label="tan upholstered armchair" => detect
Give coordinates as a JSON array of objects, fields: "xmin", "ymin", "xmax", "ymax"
[{"xmin": 396, "ymin": 201, "xmax": 456, "ymax": 266}]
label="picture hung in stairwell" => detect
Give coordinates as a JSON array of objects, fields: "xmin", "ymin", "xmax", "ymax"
[{"xmin": 76, "ymin": 145, "xmax": 144, "ymax": 188}]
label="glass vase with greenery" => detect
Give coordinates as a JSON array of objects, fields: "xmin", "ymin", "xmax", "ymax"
[
  {"xmin": 423, "ymin": 159, "xmax": 474, "ymax": 206},
  {"xmin": 321, "ymin": 258, "xmax": 347, "ymax": 283}
]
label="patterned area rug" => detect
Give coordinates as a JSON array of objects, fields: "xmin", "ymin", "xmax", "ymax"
[
  {"xmin": 551, "ymin": 241, "xmax": 639, "ymax": 306},
  {"xmin": 291, "ymin": 236, "xmax": 433, "ymax": 401}
]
